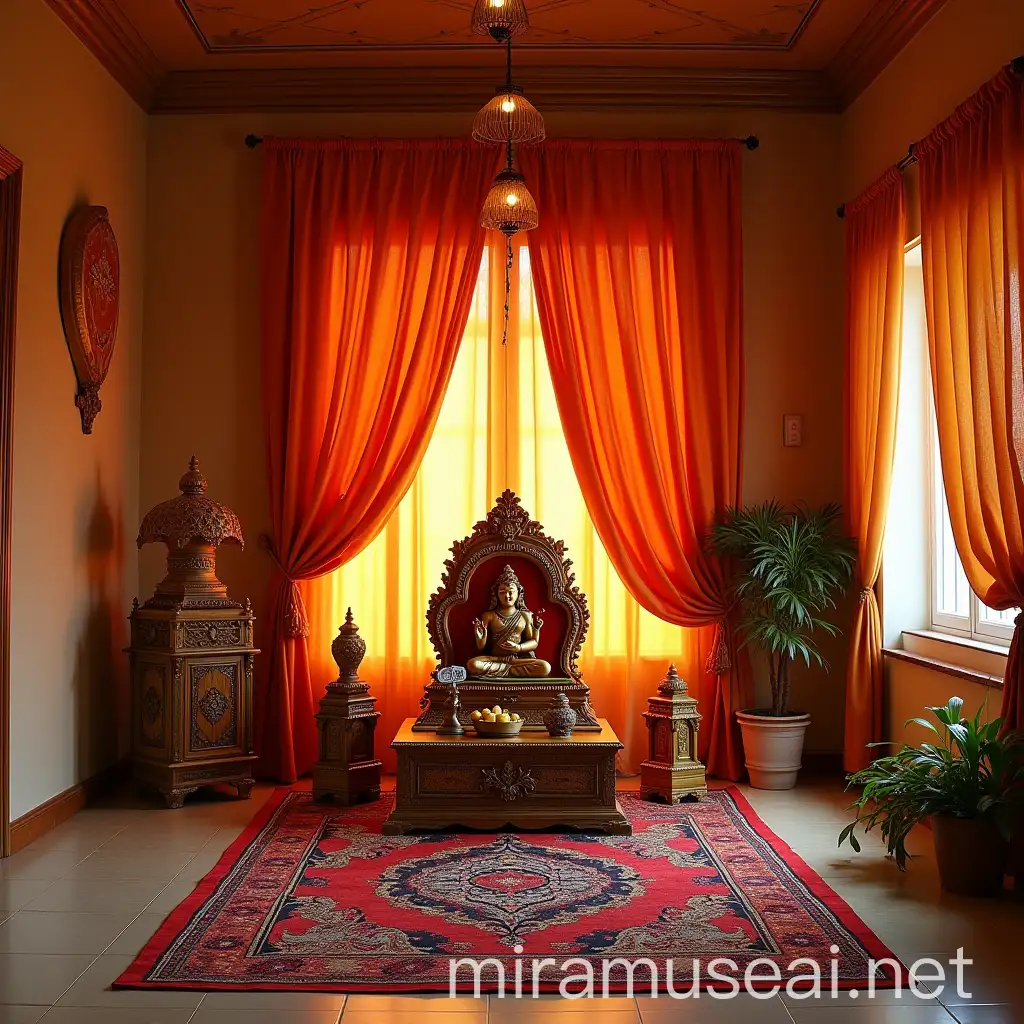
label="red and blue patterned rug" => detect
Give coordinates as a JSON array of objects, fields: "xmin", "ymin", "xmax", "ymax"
[{"xmin": 116, "ymin": 787, "xmax": 901, "ymax": 994}]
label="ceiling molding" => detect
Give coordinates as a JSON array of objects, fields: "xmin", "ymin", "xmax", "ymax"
[
  {"xmin": 151, "ymin": 66, "xmax": 840, "ymax": 115},
  {"xmin": 828, "ymin": 0, "xmax": 951, "ymax": 107},
  {"xmin": 44, "ymin": 0, "xmax": 163, "ymax": 109}
]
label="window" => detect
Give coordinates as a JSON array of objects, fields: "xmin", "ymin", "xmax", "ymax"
[
  {"xmin": 324, "ymin": 243, "xmax": 689, "ymax": 721},
  {"xmin": 912, "ymin": 241, "xmax": 1016, "ymax": 646}
]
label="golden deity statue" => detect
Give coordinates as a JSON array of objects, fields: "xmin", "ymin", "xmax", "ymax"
[{"xmin": 467, "ymin": 565, "xmax": 551, "ymax": 679}]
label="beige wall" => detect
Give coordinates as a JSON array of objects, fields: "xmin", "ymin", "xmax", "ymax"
[
  {"xmin": 142, "ymin": 108, "xmax": 848, "ymax": 754},
  {"xmin": 0, "ymin": 0, "xmax": 146, "ymax": 818},
  {"xmin": 841, "ymin": 0, "xmax": 1024, "ymax": 199}
]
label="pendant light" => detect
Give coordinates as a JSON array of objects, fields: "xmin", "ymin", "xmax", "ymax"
[
  {"xmin": 472, "ymin": 0, "xmax": 539, "ymax": 345},
  {"xmin": 471, "ymin": 0, "xmax": 530, "ymax": 42},
  {"xmin": 473, "ymin": 39, "xmax": 545, "ymax": 145}
]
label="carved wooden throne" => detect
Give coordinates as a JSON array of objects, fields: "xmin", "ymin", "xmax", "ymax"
[{"xmin": 413, "ymin": 490, "xmax": 601, "ymax": 732}]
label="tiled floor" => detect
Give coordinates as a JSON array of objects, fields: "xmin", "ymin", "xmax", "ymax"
[{"xmin": 0, "ymin": 779, "xmax": 1020, "ymax": 1022}]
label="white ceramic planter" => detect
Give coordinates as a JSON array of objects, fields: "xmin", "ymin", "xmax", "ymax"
[{"xmin": 736, "ymin": 711, "xmax": 812, "ymax": 790}]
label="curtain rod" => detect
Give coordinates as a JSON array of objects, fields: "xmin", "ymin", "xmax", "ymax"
[
  {"xmin": 244, "ymin": 134, "xmax": 761, "ymax": 150},
  {"xmin": 837, "ymin": 55, "xmax": 1024, "ymax": 219}
]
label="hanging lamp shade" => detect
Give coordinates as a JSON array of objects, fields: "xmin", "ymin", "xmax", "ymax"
[
  {"xmin": 471, "ymin": 0, "xmax": 529, "ymax": 41},
  {"xmin": 480, "ymin": 168, "xmax": 539, "ymax": 235},
  {"xmin": 473, "ymin": 85, "xmax": 546, "ymax": 145}
]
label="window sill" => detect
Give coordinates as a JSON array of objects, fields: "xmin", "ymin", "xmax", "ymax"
[
  {"xmin": 882, "ymin": 647, "xmax": 1005, "ymax": 691},
  {"xmin": 903, "ymin": 629, "xmax": 1010, "ymax": 658}
]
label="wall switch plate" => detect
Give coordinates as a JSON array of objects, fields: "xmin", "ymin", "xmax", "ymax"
[{"xmin": 783, "ymin": 414, "xmax": 803, "ymax": 447}]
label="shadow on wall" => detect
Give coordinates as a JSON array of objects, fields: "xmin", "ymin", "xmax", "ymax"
[{"xmin": 73, "ymin": 466, "xmax": 126, "ymax": 781}]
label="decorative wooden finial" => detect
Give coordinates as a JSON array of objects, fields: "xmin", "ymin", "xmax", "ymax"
[{"xmin": 331, "ymin": 607, "xmax": 367, "ymax": 691}]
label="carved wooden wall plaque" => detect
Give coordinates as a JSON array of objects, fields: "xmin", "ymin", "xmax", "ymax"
[{"xmin": 59, "ymin": 205, "xmax": 119, "ymax": 433}]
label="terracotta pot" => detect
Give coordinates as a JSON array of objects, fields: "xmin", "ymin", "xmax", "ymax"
[
  {"xmin": 736, "ymin": 710, "xmax": 811, "ymax": 790},
  {"xmin": 932, "ymin": 814, "xmax": 1008, "ymax": 898}
]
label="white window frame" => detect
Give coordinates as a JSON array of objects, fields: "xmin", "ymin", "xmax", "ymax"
[{"xmin": 927, "ymin": 388, "xmax": 1015, "ymax": 646}]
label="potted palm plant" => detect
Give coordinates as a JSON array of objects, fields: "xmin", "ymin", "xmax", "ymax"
[
  {"xmin": 839, "ymin": 698, "xmax": 1024, "ymax": 897},
  {"xmin": 710, "ymin": 501, "xmax": 855, "ymax": 789}
]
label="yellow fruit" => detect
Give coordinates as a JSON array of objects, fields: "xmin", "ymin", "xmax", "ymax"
[
  {"xmin": 509, "ymin": 713, "xmax": 520, "ymax": 722},
  {"xmin": 498, "ymin": 713, "xmax": 512, "ymax": 723},
  {"xmin": 470, "ymin": 710, "xmax": 482, "ymax": 721},
  {"xmin": 492, "ymin": 705, "xmax": 502, "ymax": 715},
  {"xmin": 482, "ymin": 712, "xmax": 495, "ymax": 722}
]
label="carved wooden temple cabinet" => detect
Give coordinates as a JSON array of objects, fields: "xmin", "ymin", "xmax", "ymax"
[
  {"xmin": 640, "ymin": 664, "xmax": 707, "ymax": 803},
  {"xmin": 312, "ymin": 608, "xmax": 382, "ymax": 805},
  {"xmin": 127, "ymin": 457, "xmax": 258, "ymax": 808}
]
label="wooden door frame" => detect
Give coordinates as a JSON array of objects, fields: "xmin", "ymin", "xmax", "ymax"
[{"xmin": 0, "ymin": 146, "xmax": 21, "ymax": 857}]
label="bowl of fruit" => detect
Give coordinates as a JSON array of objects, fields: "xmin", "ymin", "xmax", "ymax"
[{"xmin": 470, "ymin": 705, "xmax": 524, "ymax": 737}]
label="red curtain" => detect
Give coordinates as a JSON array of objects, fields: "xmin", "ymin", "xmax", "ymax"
[
  {"xmin": 842, "ymin": 168, "xmax": 905, "ymax": 772},
  {"xmin": 256, "ymin": 139, "xmax": 496, "ymax": 781},
  {"xmin": 521, "ymin": 140, "xmax": 746, "ymax": 779},
  {"xmin": 918, "ymin": 68, "xmax": 1024, "ymax": 730}
]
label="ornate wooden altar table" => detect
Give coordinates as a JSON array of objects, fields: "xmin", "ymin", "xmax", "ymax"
[{"xmin": 382, "ymin": 718, "xmax": 631, "ymax": 835}]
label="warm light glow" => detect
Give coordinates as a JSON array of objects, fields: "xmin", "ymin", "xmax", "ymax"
[
  {"xmin": 490, "ymin": 0, "xmax": 506, "ymax": 6},
  {"xmin": 505, "ymin": 192, "xmax": 519, "ymax": 206},
  {"xmin": 501, "ymin": 97, "xmax": 516, "ymax": 113}
]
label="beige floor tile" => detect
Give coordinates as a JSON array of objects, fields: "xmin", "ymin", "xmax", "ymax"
[
  {"xmin": 105, "ymin": 914, "xmax": 166, "ymax": 956},
  {"xmin": 190, "ymin": 1012, "xmax": 343, "ymax": 1024},
  {"xmin": 0, "ymin": 912, "xmax": 138, "ymax": 954},
  {"xmin": 0, "ymin": 850, "xmax": 86, "ymax": 882},
  {"xmin": 0, "ymin": 1008, "xmax": 47, "ymax": 1024},
  {"xmin": 24, "ymin": 880, "xmax": 165, "ymax": 916},
  {"xmin": 785, "ymin": 1004, "xmax": 957, "ymax": 1022},
  {"xmin": 0, "ymin": 953, "xmax": 95, "ymax": 1005},
  {"xmin": 201, "ymin": 992, "xmax": 347, "ymax": 1010},
  {"xmin": 54, "ymin": 955, "xmax": 203, "ymax": 1009},
  {"xmin": 344, "ymin": 995, "xmax": 487, "ymax": 1012},
  {"xmin": 638, "ymin": 994, "xmax": 794, "ymax": 1020},
  {"xmin": 61, "ymin": 852, "xmax": 195, "ymax": 883},
  {"xmin": 340, "ymin": 1014, "xmax": 486, "ymax": 1024},
  {"xmin": 945, "ymin": 1007, "xmax": 1021, "ymax": 1024},
  {"xmin": 142, "ymin": 878, "xmax": 202, "ymax": 917},
  {"xmin": 0, "ymin": 882, "xmax": 52, "ymax": 916},
  {"xmin": 39, "ymin": 1009, "xmax": 196, "ymax": 1023},
  {"xmin": 490, "ymin": 995, "xmax": 637, "ymax": 1014}
]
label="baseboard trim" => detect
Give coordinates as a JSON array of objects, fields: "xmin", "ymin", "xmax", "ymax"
[
  {"xmin": 9, "ymin": 759, "xmax": 129, "ymax": 854},
  {"xmin": 802, "ymin": 752, "xmax": 845, "ymax": 776}
]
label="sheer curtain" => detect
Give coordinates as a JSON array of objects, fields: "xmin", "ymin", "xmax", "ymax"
[{"xmin": 309, "ymin": 240, "xmax": 690, "ymax": 772}]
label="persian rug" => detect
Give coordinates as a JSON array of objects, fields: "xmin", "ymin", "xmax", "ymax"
[{"xmin": 116, "ymin": 787, "xmax": 902, "ymax": 994}]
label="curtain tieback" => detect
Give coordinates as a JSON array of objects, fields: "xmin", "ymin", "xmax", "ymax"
[
  {"xmin": 859, "ymin": 585, "xmax": 875, "ymax": 603},
  {"xmin": 258, "ymin": 534, "xmax": 311, "ymax": 639},
  {"xmin": 704, "ymin": 620, "xmax": 732, "ymax": 676}
]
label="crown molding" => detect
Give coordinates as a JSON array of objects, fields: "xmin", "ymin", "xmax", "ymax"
[
  {"xmin": 43, "ymin": 0, "xmax": 163, "ymax": 109},
  {"xmin": 828, "ymin": 0, "xmax": 950, "ymax": 107},
  {"xmin": 151, "ymin": 66, "xmax": 840, "ymax": 115}
]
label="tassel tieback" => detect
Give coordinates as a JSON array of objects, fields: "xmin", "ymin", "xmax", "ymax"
[{"xmin": 259, "ymin": 534, "xmax": 311, "ymax": 639}]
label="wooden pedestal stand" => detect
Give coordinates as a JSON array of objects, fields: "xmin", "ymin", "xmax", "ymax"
[
  {"xmin": 640, "ymin": 664, "xmax": 707, "ymax": 803},
  {"xmin": 312, "ymin": 609, "xmax": 382, "ymax": 805}
]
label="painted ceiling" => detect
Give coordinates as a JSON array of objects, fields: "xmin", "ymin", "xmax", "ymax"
[
  {"xmin": 110, "ymin": 0, "xmax": 882, "ymax": 69},
  {"xmin": 181, "ymin": 1, "xmax": 820, "ymax": 51}
]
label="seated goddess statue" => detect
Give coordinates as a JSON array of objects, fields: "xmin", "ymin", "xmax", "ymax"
[{"xmin": 467, "ymin": 564, "xmax": 552, "ymax": 679}]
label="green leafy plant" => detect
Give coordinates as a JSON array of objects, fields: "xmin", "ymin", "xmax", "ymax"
[
  {"xmin": 709, "ymin": 500, "xmax": 855, "ymax": 716},
  {"xmin": 839, "ymin": 698, "xmax": 1024, "ymax": 870}
]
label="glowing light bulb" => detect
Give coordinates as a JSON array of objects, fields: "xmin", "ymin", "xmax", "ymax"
[
  {"xmin": 506, "ymin": 193, "xmax": 519, "ymax": 206},
  {"xmin": 490, "ymin": 0, "xmax": 506, "ymax": 7},
  {"xmin": 501, "ymin": 97, "xmax": 516, "ymax": 113}
]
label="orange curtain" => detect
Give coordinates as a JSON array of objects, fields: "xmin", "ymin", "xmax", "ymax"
[
  {"xmin": 918, "ymin": 67, "xmax": 1024, "ymax": 730},
  {"xmin": 842, "ymin": 168, "xmax": 906, "ymax": 772},
  {"xmin": 521, "ymin": 140, "xmax": 746, "ymax": 779},
  {"xmin": 256, "ymin": 138, "xmax": 496, "ymax": 781}
]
